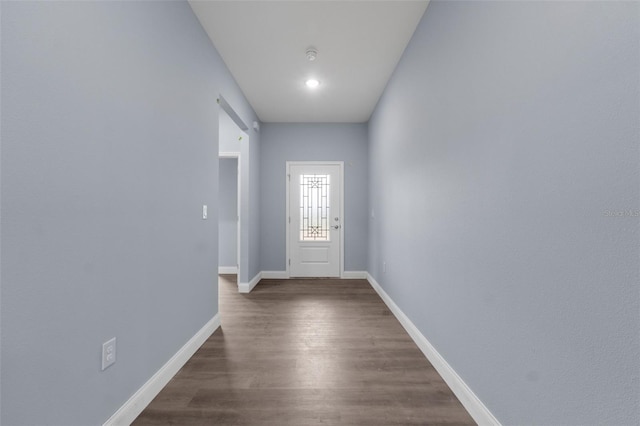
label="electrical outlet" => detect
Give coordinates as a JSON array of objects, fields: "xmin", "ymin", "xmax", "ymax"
[{"xmin": 102, "ymin": 337, "xmax": 116, "ymax": 371}]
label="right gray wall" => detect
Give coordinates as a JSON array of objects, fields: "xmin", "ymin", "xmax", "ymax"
[{"xmin": 368, "ymin": 2, "xmax": 639, "ymax": 424}]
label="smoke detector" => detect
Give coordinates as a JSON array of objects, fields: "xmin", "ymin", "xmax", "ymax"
[{"xmin": 306, "ymin": 48, "xmax": 318, "ymax": 61}]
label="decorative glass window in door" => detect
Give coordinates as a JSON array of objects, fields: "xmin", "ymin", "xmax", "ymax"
[{"xmin": 300, "ymin": 174, "xmax": 330, "ymax": 241}]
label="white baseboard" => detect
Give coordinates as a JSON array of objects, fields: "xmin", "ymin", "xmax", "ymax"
[
  {"xmin": 341, "ymin": 270, "xmax": 367, "ymax": 279},
  {"xmin": 103, "ymin": 314, "xmax": 221, "ymax": 426},
  {"xmin": 238, "ymin": 271, "xmax": 261, "ymax": 293},
  {"xmin": 236, "ymin": 269, "xmax": 366, "ymax": 291},
  {"xmin": 260, "ymin": 270, "xmax": 288, "ymax": 279},
  {"xmin": 261, "ymin": 271, "xmax": 367, "ymax": 279},
  {"xmin": 218, "ymin": 266, "xmax": 238, "ymax": 274},
  {"xmin": 366, "ymin": 273, "xmax": 500, "ymax": 426}
]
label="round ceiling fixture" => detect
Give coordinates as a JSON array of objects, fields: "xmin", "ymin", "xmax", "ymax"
[
  {"xmin": 306, "ymin": 48, "xmax": 318, "ymax": 61},
  {"xmin": 305, "ymin": 79, "xmax": 320, "ymax": 89}
]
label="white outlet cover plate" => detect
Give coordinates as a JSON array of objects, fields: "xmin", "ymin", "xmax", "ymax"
[{"xmin": 102, "ymin": 337, "xmax": 116, "ymax": 371}]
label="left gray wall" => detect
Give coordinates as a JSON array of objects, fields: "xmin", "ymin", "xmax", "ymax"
[{"xmin": 0, "ymin": 2, "xmax": 259, "ymax": 424}]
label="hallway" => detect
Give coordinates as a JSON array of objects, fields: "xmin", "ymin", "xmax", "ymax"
[{"xmin": 133, "ymin": 277, "xmax": 474, "ymax": 425}]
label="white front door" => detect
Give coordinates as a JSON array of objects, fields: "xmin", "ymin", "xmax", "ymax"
[{"xmin": 288, "ymin": 162, "xmax": 342, "ymax": 277}]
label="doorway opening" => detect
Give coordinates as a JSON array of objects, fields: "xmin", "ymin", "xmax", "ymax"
[
  {"xmin": 218, "ymin": 96, "xmax": 249, "ymax": 292},
  {"xmin": 218, "ymin": 156, "xmax": 239, "ymax": 276}
]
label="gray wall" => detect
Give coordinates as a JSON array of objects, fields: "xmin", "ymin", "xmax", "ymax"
[
  {"xmin": 0, "ymin": 2, "xmax": 259, "ymax": 425},
  {"xmin": 219, "ymin": 159, "xmax": 238, "ymax": 268},
  {"xmin": 219, "ymin": 107, "xmax": 244, "ymax": 153},
  {"xmin": 249, "ymin": 122, "xmax": 262, "ymax": 281},
  {"xmin": 260, "ymin": 124, "xmax": 368, "ymax": 272},
  {"xmin": 368, "ymin": 1, "xmax": 639, "ymax": 424}
]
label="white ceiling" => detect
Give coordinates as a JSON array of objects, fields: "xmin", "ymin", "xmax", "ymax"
[{"xmin": 189, "ymin": 1, "xmax": 429, "ymax": 123}]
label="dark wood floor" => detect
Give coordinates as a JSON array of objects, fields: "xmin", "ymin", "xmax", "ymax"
[{"xmin": 133, "ymin": 276, "xmax": 475, "ymax": 425}]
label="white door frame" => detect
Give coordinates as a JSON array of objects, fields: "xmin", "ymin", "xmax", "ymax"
[
  {"xmin": 219, "ymin": 152, "xmax": 241, "ymax": 277},
  {"xmin": 285, "ymin": 161, "xmax": 345, "ymax": 278}
]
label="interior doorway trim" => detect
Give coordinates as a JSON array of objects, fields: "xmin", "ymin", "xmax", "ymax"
[
  {"xmin": 285, "ymin": 161, "xmax": 345, "ymax": 278},
  {"xmin": 219, "ymin": 152, "xmax": 241, "ymax": 279}
]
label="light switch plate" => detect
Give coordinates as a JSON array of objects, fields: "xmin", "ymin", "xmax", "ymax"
[{"xmin": 202, "ymin": 205, "xmax": 208, "ymax": 219}]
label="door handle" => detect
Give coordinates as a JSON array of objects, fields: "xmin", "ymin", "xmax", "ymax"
[{"xmin": 332, "ymin": 225, "xmax": 340, "ymax": 230}]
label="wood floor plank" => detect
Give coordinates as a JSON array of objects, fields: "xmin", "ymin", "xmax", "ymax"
[{"xmin": 133, "ymin": 276, "xmax": 475, "ymax": 425}]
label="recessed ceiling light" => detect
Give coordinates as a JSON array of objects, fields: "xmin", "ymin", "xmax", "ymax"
[{"xmin": 305, "ymin": 79, "xmax": 320, "ymax": 89}]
